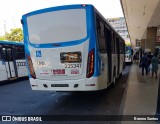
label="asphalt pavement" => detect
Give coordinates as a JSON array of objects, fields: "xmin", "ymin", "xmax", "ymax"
[{"xmin": 0, "ymin": 65, "xmax": 131, "ymax": 124}]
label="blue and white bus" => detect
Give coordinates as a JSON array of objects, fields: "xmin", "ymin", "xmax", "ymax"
[
  {"xmin": 125, "ymin": 46, "xmax": 133, "ymax": 64},
  {"xmin": 0, "ymin": 41, "xmax": 28, "ymax": 82},
  {"xmin": 22, "ymin": 4, "xmax": 125, "ymax": 91}
]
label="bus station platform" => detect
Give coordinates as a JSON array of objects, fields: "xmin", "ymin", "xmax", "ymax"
[{"xmin": 121, "ymin": 63, "xmax": 160, "ymax": 124}]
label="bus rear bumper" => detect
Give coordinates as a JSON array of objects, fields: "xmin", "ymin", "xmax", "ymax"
[{"xmin": 29, "ymin": 77, "xmax": 102, "ymax": 91}]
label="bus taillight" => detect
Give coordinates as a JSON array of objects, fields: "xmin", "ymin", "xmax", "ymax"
[
  {"xmin": 87, "ymin": 49, "xmax": 94, "ymax": 78},
  {"xmin": 26, "ymin": 55, "xmax": 36, "ymax": 79}
]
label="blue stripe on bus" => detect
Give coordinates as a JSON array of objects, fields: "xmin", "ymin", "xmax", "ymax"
[
  {"xmin": 0, "ymin": 40, "xmax": 24, "ymax": 46},
  {"xmin": 21, "ymin": 16, "xmax": 31, "ymax": 78},
  {"xmin": 28, "ymin": 37, "xmax": 89, "ymax": 48},
  {"xmin": 23, "ymin": 4, "xmax": 93, "ymax": 17},
  {"xmin": 87, "ymin": 6, "xmax": 100, "ymax": 77}
]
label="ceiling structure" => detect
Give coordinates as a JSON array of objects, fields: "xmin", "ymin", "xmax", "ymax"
[{"xmin": 120, "ymin": 0, "xmax": 160, "ymax": 47}]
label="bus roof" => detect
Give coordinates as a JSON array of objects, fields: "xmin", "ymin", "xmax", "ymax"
[
  {"xmin": 22, "ymin": 4, "xmax": 93, "ymax": 17},
  {"xmin": 22, "ymin": 4, "xmax": 125, "ymax": 42},
  {"xmin": 0, "ymin": 40, "xmax": 24, "ymax": 46}
]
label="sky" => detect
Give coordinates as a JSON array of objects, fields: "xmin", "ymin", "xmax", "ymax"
[{"xmin": 0, "ymin": 0, "xmax": 123, "ymax": 36}]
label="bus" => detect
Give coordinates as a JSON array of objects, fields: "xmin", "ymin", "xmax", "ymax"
[
  {"xmin": 0, "ymin": 41, "xmax": 28, "ymax": 82},
  {"xmin": 22, "ymin": 4, "xmax": 125, "ymax": 91},
  {"xmin": 125, "ymin": 46, "xmax": 133, "ymax": 64}
]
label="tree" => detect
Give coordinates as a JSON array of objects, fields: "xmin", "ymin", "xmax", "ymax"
[
  {"xmin": 1, "ymin": 28, "xmax": 23, "ymax": 42},
  {"xmin": 0, "ymin": 36, "xmax": 5, "ymax": 40},
  {"xmin": 6, "ymin": 28, "xmax": 23, "ymax": 42},
  {"xmin": 125, "ymin": 40, "xmax": 131, "ymax": 46}
]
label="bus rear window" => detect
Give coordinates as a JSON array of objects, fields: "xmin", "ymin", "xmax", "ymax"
[{"xmin": 27, "ymin": 9, "xmax": 87, "ymax": 44}]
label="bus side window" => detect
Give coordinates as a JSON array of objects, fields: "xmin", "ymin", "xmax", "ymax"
[
  {"xmin": 98, "ymin": 38, "xmax": 106, "ymax": 53},
  {"xmin": 112, "ymin": 33, "xmax": 116, "ymax": 54},
  {"xmin": 2, "ymin": 48, "xmax": 6, "ymax": 61},
  {"xmin": 104, "ymin": 26, "xmax": 112, "ymax": 53},
  {"xmin": 96, "ymin": 19, "xmax": 101, "ymax": 34},
  {"xmin": 6, "ymin": 48, "xmax": 13, "ymax": 61},
  {"xmin": 96, "ymin": 16, "xmax": 106, "ymax": 53},
  {"xmin": 116, "ymin": 36, "xmax": 119, "ymax": 54},
  {"xmin": 119, "ymin": 38, "xmax": 122, "ymax": 51},
  {"xmin": 122, "ymin": 42, "xmax": 125, "ymax": 54},
  {"xmin": 119, "ymin": 40, "xmax": 122, "ymax": 54},
  {"xmin": 15, "ymin": 46, "xmax": 25, "ymax": 59},
  {"xmin": 119, "ymin": 40, "xmax": 123, "ymax": 54}
]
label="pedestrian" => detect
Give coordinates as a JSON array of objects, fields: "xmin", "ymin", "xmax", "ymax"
[
  {"xmin": 133, "ymin": 54, "xmax": 136, "ymax": 63},
  {"xmin": 140, "ymin": 52, "xmax": 149, "ymax": 75},
  {"xmin": 151, "ymin": 53, "xmax": 159, "ymax": 79},
  {"xmin": 136, "ymin": 52, "xmax": 140, "ymax": 65},
  {"xmin": 147, "ymin": 52, "xmax": 153, "ymax": 73}
]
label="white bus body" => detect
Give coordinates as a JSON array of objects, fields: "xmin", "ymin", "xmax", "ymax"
[
  {"xmin": 0, "ymin": 41, "xmax": 28, "ymax": 82},
  {"xmin": 22, "ymin": 4, "xmax": 125, "ymax": 91}
]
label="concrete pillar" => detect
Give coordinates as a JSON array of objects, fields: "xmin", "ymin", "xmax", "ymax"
[
  {"xmin": 141, "ymin": 39, "xmax": 145, "ymax": 50},
  {"xmin": 146, "ymin": 27, "xmax": 157, "ymax": 53}
]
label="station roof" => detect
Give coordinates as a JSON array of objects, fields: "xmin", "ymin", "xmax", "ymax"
[{"xmin": 120, "ymin": 0, "xmax": 160, "ymax": 45}]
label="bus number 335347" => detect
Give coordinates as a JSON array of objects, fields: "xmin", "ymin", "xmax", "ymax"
[{"xmin": 64, "ymin": 64, "xmax": 82, "ymax": 68}]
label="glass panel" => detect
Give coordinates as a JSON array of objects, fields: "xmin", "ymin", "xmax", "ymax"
[
  {"xmin": 15, "ymin": 46, "xmax": 25, "ymax": 59},
  {"xmin": 27, "ymin": 9, "xmax": 87, "ymax": 44}
]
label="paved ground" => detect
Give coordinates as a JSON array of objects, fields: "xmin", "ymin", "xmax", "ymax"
[{"xmin": 0, "ymin": 65, "xmax": 131, "ymax": 124}]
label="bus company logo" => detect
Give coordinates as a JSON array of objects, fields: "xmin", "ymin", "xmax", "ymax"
[
  {"xmin": 2, "ymin": 116, "xmax": 11, "ymax": 121},
  {"xmin": 1, "ymin": 116, "xmax": 42, "ymax": 122},
  {"xmin": 37, "ymin": 61, "xmax": 46, "ymax": 66},
  {"xmin": 36, "ymin": 50, "xmax": 42, "ymax": 57}
]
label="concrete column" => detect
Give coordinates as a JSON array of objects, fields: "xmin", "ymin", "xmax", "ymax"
[
  {"xmin": 141, "ymin": 39, "xmax": 145, "ymax": 50},
  {"xmin": 146, "ymin": 27, "xmax": 157, "ymax": 53}
]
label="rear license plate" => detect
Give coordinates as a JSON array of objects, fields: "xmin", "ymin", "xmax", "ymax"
[{"xmin": 51, "ymin": 84, "xmax": 69, "ymax": 87}]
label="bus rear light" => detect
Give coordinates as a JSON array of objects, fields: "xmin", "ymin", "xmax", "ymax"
[
  {"xmin": 86, "ymin": 49, "xmax": 94, "ymax": 78},
  {"xmin": 26, "ymin": 55, "xmax": 36, "ymax": 79}
]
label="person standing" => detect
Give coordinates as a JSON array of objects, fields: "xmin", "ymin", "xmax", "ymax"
[
  {"xmin": 140, "ymin": 52, "xmax": 149, "ymax": 75},
  {"xmin": 151, "ymin": 53, "xmax": 159, "ymax": 79},
  {"xmin": 147, "ymin": 52, "xmax": 153, "ymax": 73}
]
